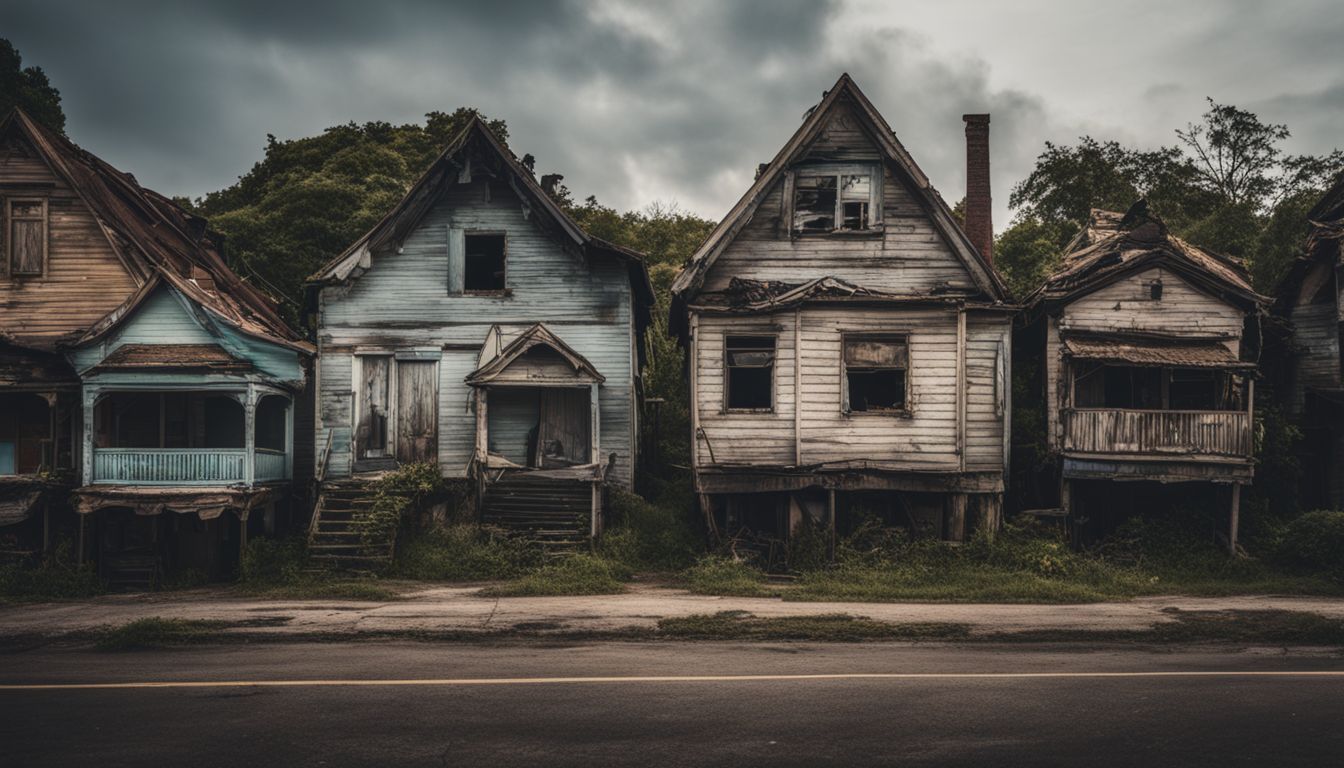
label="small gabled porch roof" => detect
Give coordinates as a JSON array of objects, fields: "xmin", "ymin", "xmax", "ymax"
[{"xmin": 466, "ymin": 323, "xmax": 604, "ymax": 386}]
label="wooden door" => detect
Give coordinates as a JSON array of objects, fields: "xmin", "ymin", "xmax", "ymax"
[
  {"xmin": 396, "ymin": 360, "xmax": 438, "ymax": 464},
  {"xmin": 535, "ymin": 388, "xmax": 590, "ymax": 467},
  {"xmin": 356, "ymin": 356, "xmax": 391, "ymax": 459}
]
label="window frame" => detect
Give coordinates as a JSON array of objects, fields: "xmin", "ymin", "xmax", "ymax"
[
  {"xmin": 840, "ymin": 333, "xmax": 912, "ymax": 417},
  {"xmin": 462, "ymin": 229, "xmax": 509, "ymax": 296},
  {"xmin": 6, "ymin": 197, "xmax": 48, "ymax": 277},
  {"xmin": 788, "ymin": 164, "xmax": 883, "ymax": 237},
  {"xmin": 723, "ymin": 334, "xmax": 777, "ymax": 414}
]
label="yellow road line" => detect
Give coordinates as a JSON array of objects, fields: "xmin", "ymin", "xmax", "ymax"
[{"xmin": 4, "ymin": 670, "xmax": 1344, "ymax": 691}]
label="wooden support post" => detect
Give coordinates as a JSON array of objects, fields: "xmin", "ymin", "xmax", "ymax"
[
  {"xmin": 827, "ymin": 488, "xmax": 836, "ymax": 562},
  {"xmin": 81, "ymin": 387, "xmax": 97, "ymax": 486},
  {"xmin": 77, "ymin": 513, "xmax": 85, "ymax": 565},
  {"xmin": 794, "ymin": 309, "xmax": 802, "ymax": 467},
  {"xmin": 590, "ymin": 483, "xmax": 601, "ymax": 540},
  {"xmin": 42, "ymin": 499, "xmax": 50, "ymax": 553},
  {"xmin": 284, "ymin": 397, "xmax": 294, "ymax": 481},
  {"xmin": 1228, "ymin": 483, "xmax": 1241, "ymax": 555},
  {"xmin": 238, "ymin": 510, "xmax": 249, "ymax": 556},
  {"xmin": 590, "ymin": 383, "xmax": 601, "ymax": 464},
  {"xmin": 956, "ymin": 308, "xmax": 967, "ymax": 472},
  {"xmin": 975, "ymin": 494, "xmax": 1004, "ymax": 541},
  {"xmin": 945, "ymin": 493, "xmax": 968, "ymax": 542},
  {"xmin": 698, "ymin": 492, "xmax": 718, "ymax": 545},
  {"xmin": 243, "ymin": 385, "xmax": 257, "ymax": 487}
]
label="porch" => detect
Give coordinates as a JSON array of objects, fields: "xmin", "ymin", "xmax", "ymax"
[
  {"xmin": 85, "ymin": 388, "xmax": 293, "ymax": 486},
  {"xmin": 1062, "ymin": 408, "xmax": 1253, "ymax": 461}
]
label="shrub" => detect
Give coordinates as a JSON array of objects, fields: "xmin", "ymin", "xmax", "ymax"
[
  {"xmin": 682, "ymin": 556, "xmax": 772, "ymax": 596},
  {"xmin": 394, "ymin": 524, "xmax": 541, "ymax": 581},
  {"xmin": 239, "ymin": 537, "xmax": 307, "ymax": 583},
  {"xmin": 481, "ymin": 554, "xmax": 631, "ymax": 597},
  {"xmin": 364, "ymin": 462, "xmax": 449, "ymax": 546},
  {"xmin": 0, "ymin": 540, "xmax": 103, "ymax": 601},
  {"xmin": 1274, "ymin": 511, "xmax": 1344, "ymax": 579},
  {"xmin": 600, "ymin": 488, "xmax": 700, "ymax": 571}
]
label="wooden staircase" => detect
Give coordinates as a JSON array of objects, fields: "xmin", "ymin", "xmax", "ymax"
[
  {"xmin": 104, "ymin": 554, "xmax": 158, "ymax": 592},
  {"xmin": 480, "ymin": 473, "xmax": 594, "ymax": 554},
  {"xmin": 307, "ymin": 480, "xmax": 397, "ymax": 571}
]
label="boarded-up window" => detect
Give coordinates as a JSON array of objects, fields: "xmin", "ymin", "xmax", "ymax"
[
  {"xmin": 464, "ymin": 233, "xmax": 506, "ymax": 292},
  {"xmin": 726, "ymin": 336, "xmax": 775, "ymax": 411},
  {"xmin": 7, "ymin": 199, "xmax": 46, "ymax": 275},
  {"xmin": 792, "ymin": 169, "xmax": 877, "ymax": 234},
  {"xmin": 844, "ymin": 337, "xmax": 907, "ymax": 413},
  {"xmin": 356, "ymin": 355, "xmax": 391, "ymax": 458}
]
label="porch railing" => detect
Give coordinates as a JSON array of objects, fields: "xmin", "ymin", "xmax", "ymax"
[
  {"xmin": 91, "ymin": 448, "xmax": 289, "ymax": 485},
  {"xmin": 1063, "ymin": 409, "xmax": 1252, "ymax": 460}
]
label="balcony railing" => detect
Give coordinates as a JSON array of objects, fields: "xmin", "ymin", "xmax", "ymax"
[
  {"xmin": 1063, "ymin": 409, "xmax": 1252, "ymax": 460},
  {"xmin": 92, "ymin": 448, "xmax": 290, "ymax": 485}
]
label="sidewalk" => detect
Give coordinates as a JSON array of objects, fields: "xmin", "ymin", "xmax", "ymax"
[{"xmin": 4, "ymin": 583, "xmax": 1344, "ymax": 640}]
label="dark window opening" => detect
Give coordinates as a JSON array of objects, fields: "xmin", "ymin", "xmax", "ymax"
[
  {"xmin": 94, "ymin": 393, "xmax": 245, "ymax": 449},
  {"xmin": 793, "ymin": 176, "xmax": 836, "ymax": 232},
  {"xmin": 464, "ymin": 234, "xmax": 506, "ymax": 292},
  {"xmin": 1074, "ymin": 364, "xmax": 1233, "ymax": 411},
  {"xmin": 1149, "ymin": 280, "xmax": 1163, "ymax": 300},
  {"xmin": 840, "ymin": 175, "xmax": 871, "ymax": 231},
  {"xmin": 255, "ymin": 396, "xmax": 288, "ymax": 452},
  {"xmin": 726, "ymin": 336, "xmax": 775, "ymax": 411},
  {"xmin": 8, "ymin": 199, "xmax": 46, "ymax": 275},
  {"xmin": 1168, "ymin": 369, "xmax": 1220, "ymax": 410},
  {"xmin": 844, "ymin": 337, "xmax": 908, "ymax": 413}
]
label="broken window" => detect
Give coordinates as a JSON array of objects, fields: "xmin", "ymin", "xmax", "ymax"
[
  {"xmin": 726, "ymin": 336, "xmax": 775, "ymax": 411},
  {"xmin": 844, "ymin": 337, "xmax": 907, "ymax": 413},
  {"xmin": 7, "ymin": 199, "xmax": 46, "ymax": 275},
  {"xmin": 1074, "ymin": 364, "xmax": 1231, "ymax": 411},
  {"xmin": 464, "ymin": 233, "xmax": 506, "ymax": 292},
  {"xmin": 1168, "ymin": 369, "xmax": 1221, "ymax": 410},
  {"xmin": 792, "ymin": 169, "xmax": 876, "ymax": 234}
]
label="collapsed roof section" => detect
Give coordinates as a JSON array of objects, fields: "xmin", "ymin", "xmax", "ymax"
[
  {"xmin": 0, "ymin": 108, "xmax": 307, "ymax": 354},
  {"xmin": 670, "ymin": 73, "xmax": 1008, "ymax": 309},
  {"xmin": 1274, "ymin": 171, "xmax": 1344, "ymax": 314},
  {"xmin": 1033, "ymin": 200, "xmax": 1265, "ymax": 313}
]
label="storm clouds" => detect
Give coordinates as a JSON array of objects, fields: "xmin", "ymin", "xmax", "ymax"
[{"xmin": 3, "ymin": 0, "xmax": 1341, "ymax": 228}]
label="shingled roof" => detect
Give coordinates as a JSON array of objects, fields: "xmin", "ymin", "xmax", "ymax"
[
  {"xmin": 1033, "ymin": 200, "xmax": 1264, "ymax": 312},
  {"xmin": 1, "ymin": 108, "xmax": 307, "ymax": 353}
]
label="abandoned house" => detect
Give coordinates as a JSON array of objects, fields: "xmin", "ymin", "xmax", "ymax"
[
  {"xmin": 0, "ymin": 108, "xmax": 312, "ymax": 586},
  {"xmin": 307, "ymin": 117, "xmax": 652, "ymax": 557},
  {"xmin": 669, "ymin": 74, "xmax": 1014, "ymax": 552},
  {"xmin": 1025, "ymin": 202, "xmax": 1266, "ymax": 549},
  {"xmin": 1271, "ymin": 172, "xmax": 1344, "ymax": 510}
]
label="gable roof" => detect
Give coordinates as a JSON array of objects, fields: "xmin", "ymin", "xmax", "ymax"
[
  {"xmin": 1032, "ymin": 201, "xmax": 1264, "ymax": 312},
  {"xmin": 0, "ymin": 108, "xmax": 308, "ymax": 354},
  {"xmin": 670, "ymin": 73, "xmax": 1007, "ymax": 304},
  {"xmin": 466, "ymin": 323, "xmax": 604, "ymax": 385},
  {"xmin": 307, "ymin": 117, "xmax": 654, "ymax": 327},
  {"xmin": 1274, "ymin": 172, "xmax": 1344, "ymax": 314}
]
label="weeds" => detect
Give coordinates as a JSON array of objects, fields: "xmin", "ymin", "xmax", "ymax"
[
  {"xmin": 480, "ymin": 554, "xmax": 631, "ymax": 597},
  {"xmin": 236, "ymin": 537, "xmax": 399, "ymax": 601},
  {"xmin": 656, "ymin": 611, "xmax": 970, "ymax": 642},
  {"xmin": 93, "ymin": 617, "xmax": 224, "ymax": 650},
  {"xmin": 0, "ymin": 541, "xmax": 103, "ymax": 602},
  {"xmin": 394, "ymin": 525, "xmax": 541, "ymax": 581},
  {"xmin": 682, "ymin": 556, "xmax": 775, "ymax": 597}
]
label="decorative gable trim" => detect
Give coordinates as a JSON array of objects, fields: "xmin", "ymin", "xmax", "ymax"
[{"xmin": 466, "ymin": 323, "xmax": 604, "ymax": 386}]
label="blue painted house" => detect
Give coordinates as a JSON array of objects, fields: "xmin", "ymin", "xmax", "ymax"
[
  {"xmin": 308, "ymin": 118, "xmax": 651, "ymax": 547},
  {"xmin": 0, "ymin": 108, "xmax": 311, "ymax": 584}
]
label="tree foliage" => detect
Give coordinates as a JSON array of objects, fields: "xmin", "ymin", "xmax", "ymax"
[{"xmin": 0, "ymin": 39, "xmax": 64, "ymax": 134}]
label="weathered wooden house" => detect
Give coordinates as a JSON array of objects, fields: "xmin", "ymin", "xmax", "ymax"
[
  {"xmin": 1272, "ymin": 173, "xmax": 1344, "ymax": 509},
  {"xmin": 1027, "ymin": 202, "xmax": 1265, "ymax": 548},
  {"xmin": 670, "ymin": 74, "xmax": 1013, "ymax": 549},
  {"xmin": 0, "ymin": 108, "xmax": 311, "ymax": 585},
  {"xmin": 307, "ymin": 118, "xmax": 652, "ymax": 554}
]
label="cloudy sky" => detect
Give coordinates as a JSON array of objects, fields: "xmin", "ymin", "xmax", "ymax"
[{"xmin": 4, "ymin": 0, "xmax": 1342, "ymax": 229}]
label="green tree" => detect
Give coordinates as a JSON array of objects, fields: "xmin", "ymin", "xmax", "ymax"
[{"xmin": 0, "ymin": 39, "xmax": 64, "ymax": 133}]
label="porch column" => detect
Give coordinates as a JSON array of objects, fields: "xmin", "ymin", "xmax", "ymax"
[
  {"xmin": 945, "ymin": 493, "xmax": 968, "ymax": 542},
  {"xmin": 1228, "ymin": 483, "xmax": 1241, "ymax": 555},
  {"xmin": 473, "ymin": 388, "xmax": 487, "ymax": 463},
  {"xmin": 284, "ymin": 397, "xmax": 295, "ymax": 481},
  {"xmin": 244, "ymin": 384, "xmax": 257, "ymax": 486},
  {"xmin": 80, "ymin": 386, "xmax": 97, "ymax": 486},
  {"xmin": 827, "ymin": 488, "xmax": 836, "ymax": 562},
  {"xmin": 590, "ymin": 383, "xmax": 600, "ymax": 465}
]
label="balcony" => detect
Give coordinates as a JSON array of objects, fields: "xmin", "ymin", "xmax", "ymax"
[
  {"xmin": 1063, "ymin": 409, "xmax": 1252, "ymax": 461},
  {"xmin": 92, "ymin": 448, "xmax": 289, "ymax": 485}
]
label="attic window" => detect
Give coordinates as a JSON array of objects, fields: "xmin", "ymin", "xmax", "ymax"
[
  {"xmin": 792, "ymin": 168, "xmax": 878, "ymax": 234},
  {"xmin": 843, "ymin": 336, "xmax": 908, "ymax": 413},
  {"xmin": 464, "ymin": 233, "xmax": 506, "ymax": 292},
  {"xmin": 725, "ymin": 336, "xmax": 775, "ymax": 411},
  {"xmin": 6, "ymin": 198, "xmax": 47, "ymax": 276},
  {"xmin": 1149, "ymin": 279, "xmax": 1163, "ymax": 300}
]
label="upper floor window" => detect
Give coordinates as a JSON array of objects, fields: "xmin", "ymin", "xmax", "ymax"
[
  {"xmin": 7, "ymin": 198, "xmax": 47, "ymax": 276},
  {"xmin": 464, "ymin": 233, "xmax": 506, "ymax": 293},
  {"xmin": 725, "ymin": 335, "xmax": 775, "ymax": 411},
  {"xmin": 792, "ymin": 168, "xmax": 879, "ymax": 234},
  {"xmin": 843, "ymin": 336, "xmax": 908, "ymax": 414}
]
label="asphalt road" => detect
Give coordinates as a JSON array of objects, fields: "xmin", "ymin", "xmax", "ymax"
[{"xmin": 2, "ymin": 640, "xmax": 1343, "ymax": 767}]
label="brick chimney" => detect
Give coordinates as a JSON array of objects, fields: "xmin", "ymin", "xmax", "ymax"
[{"xmin": 962, "ymin": 113, "xmax": 992, "ymax": 265}]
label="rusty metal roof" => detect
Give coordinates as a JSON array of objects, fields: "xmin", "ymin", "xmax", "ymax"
[
  {"xmin": 93, "ymin": 343, "xmax": 253, "ymax": 372},
  {"xmin": 1062, "ymin": 334, "xmax": 1253, "ymax": 369}
]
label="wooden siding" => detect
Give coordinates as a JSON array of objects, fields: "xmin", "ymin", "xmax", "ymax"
[
  {"xmin": 1288, "ymin": 302, "xmax": 1340, "ymax": 414},
  {"xmin": 317, "ymin": 178, "xmax": 637, "ymax": 488},
  {"xmin": 1063, "ymin": 409, "xmax": 1251, "ymax": 459},
  {"xmin": 694, "ymin": 306, "xmax": 1009, "ymax": 472},
  {"xmin": 0, "ymin": 134, "xmax": 140, "ymax": 346}
]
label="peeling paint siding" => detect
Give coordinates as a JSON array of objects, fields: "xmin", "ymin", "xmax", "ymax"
[
  {"xmin": 0, "ymin": 141, "xmax": 140, "ymax": 345},
  {"xmin": 695, "ymin": 307, "xmax": 1008, "ymax": 471},
  {"xmin": 1061, "ymin": 268, "xmax": 1243, "ymax": 345},
  {"xmin": 316, "ymin": 179, "xmax": 636, "ymax": 489},
  {"xmin": 1287, "ymin": 302, "xmax": 1340, "ymax": 415}
]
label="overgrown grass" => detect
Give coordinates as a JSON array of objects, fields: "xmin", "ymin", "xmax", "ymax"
[
  {"xmin": 93, "ymin": 617, "xmax": 224, "ymax": 650},
  {"xmin": 599, "ymin": 488, "xmax": 702, "ymax": 571},
  {"xmin": 0, "ymin": 543, "xmax": 103, "ymax": 602},
  {"xmin": 235, "ymin": 538, "xmax": 400, "ymax": 601},
  {"xmin": 690, "ymin": 516, "xmax": 1344, "ymax": 604},
  {"xmin": 656, "ymin": 611, "xmax": 970, "ymax": 642},
  {"xmin": 393, "ymin": 525, "xmax": 541, "ymax": 581},
  {"xmin": 479, "ymin": 555, "xmax": 631, "ymax": 597}
]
